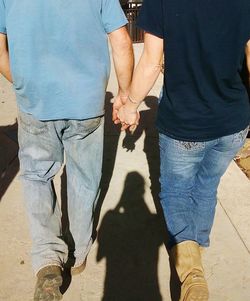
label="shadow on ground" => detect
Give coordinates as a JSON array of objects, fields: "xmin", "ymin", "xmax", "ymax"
[
  {"xmin": 94, "ymin": 93, "xmax": 181, "ymax": 301},
  {"xmin": 97, "ymin": 171, "xmax": 164, "ymax": 301},
  {"xmin": 94, "ymin": 94, "xmax": 163, "ymax": 233},
  {"xmin": 0, "ymin": 121, "xmax": 19, "ymax": 201}
]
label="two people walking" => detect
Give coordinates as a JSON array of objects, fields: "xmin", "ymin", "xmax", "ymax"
[{"xmin": 0, "ymin": 0, "xmax": 249, "ymax": 300}]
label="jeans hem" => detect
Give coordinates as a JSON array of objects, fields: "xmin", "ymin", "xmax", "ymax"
[
  {"xmin": 168, "ymin": 238, "xmax": 210, "ymax": 250},
  {"xmin": 35, "ymin": 263, "xmax": 62, "ymax": 277},
  {"xmin": 73, "ymin": 241, "xmax": 92, "ymax": 267}
]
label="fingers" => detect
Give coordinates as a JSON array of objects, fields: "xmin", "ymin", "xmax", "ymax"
[
  {"xmin": 120, "ymin": 122, "xmax": 138, "ymax": 133},
  {"xmin": 112, "ymin": 110, "xmax": 117, "ymax": 122},
  {"xmin": 112, "ymin": 95, "xmax": 125, "ymax": 122},
  {"xmin": 121, "ymin": 123, "xmax": 130, "ymax": 131},
  {"xmin": 113, "ymin": 103, "xmax": 140, "ymax": 131},
  {"xmin": 112, "ymin": 109, "xmax": 120, "ymax": 123}
]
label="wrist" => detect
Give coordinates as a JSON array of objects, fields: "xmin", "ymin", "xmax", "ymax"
[
  {"xmin": 125, "ymin": 95, "xmax": 140, "ymax": 112},
  {"xmin": 118, "ymin": 88, "xmax": 129, "ymax": 98},
  {"xmin": 128, "ymin": 95, "xmax": 141, "ymax": 105},
  {"xmin": 125, "ymin": 101, "xmax": 138, "ymax": 114}
]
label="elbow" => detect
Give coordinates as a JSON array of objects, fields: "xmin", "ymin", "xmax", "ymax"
[
  {"xmin": 143, "ymin": 64, "xmax": 161, "ymax": 79},
  {"xmin": 110, "ymin": 27, "xmax": 133, "ymax": 55}
]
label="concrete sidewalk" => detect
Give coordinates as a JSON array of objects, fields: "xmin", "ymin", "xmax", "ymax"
[{"xmin": 0, "ymin": 44, "xmax": 250, "ymax": 301}]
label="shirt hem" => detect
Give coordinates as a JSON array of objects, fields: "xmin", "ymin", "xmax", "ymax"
[
  {"xmin": 18, "ymin": 107, "xmax": 105, "ymax": 122},
  {"xmin": 157, "ymin": 122, "xmax": 250, "ymax": 142}
]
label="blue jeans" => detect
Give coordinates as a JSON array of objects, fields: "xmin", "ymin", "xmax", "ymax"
[
  {"xmin": 18, "ymin": 111, "xmax": 104, "ymax": 274},
  {"xmin": 159, "ymin": 128, "xmax": 248, "ymax": 248}
]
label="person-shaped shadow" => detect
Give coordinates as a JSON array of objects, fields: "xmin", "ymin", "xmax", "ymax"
[
  {"xmin": 122, "ymin": 96, "xmax": 161, "ymax": 211},
  {"xmin": 97, "ymin": 172, "xmax": 164, "ymax": 301},
  {"xmin": 121, "ymin": 97, "xmax": 182, "ymax": 300}
]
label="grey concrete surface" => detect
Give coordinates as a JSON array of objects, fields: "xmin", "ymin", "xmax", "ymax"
[{"xmin": 0, "ymin": 44, "xmax": 250, "ymax": 301}]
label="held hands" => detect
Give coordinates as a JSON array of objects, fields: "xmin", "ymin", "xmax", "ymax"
[
  {"xmin": 117, "ymin": 105, "xmax": 140, "ymax": 132},
  {"xmin": 112, "ymin": 94, "xmax": 127, "ymax": 124},
  {"xmin": 112, "ymin": 94, "xmax": 140, "ymax": 132}
]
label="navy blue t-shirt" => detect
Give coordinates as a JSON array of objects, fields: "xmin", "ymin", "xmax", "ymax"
[{"xmin": 137, "ymin": 0, "xmax": 250, "ymax": 141}]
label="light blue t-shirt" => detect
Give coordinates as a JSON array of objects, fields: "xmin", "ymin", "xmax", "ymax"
[{"xmin": 0, "ymin": 0, "xmax": 127, "ymax": 120}]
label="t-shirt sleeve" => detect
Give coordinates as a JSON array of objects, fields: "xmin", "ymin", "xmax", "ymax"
[
  {"xmin": 101, "ymin": 0, "xmax": 128, "ymax": 34},
  {"xmin": 0, "ymin": 0, "xmax": 6, "ymax": 34},
  {"xmin": 137, "ymin": 0, "xmax": 164, "ymax": 39}
]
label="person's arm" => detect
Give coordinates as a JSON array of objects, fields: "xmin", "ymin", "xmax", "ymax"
[
  {"xmin": 109, "ymin": 26, "xmax": 134, "ymax": 121},
  {"xmin": 117, "ymin": 32, "xmax": 163, "ymax": 130},
  {"xmin": 0, "ymin": 33, "xmax": 12, "ymax": 82},
  {"xmin": 245, "ymin": 39, "xmax": 250, "ymax": 87}
]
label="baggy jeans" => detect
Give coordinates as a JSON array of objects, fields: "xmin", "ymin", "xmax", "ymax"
[
  {"xmin": 159, "ymin": 127, "xmax": 248, "ymax": 248},
  {"xmin": 18, "ymin": 110, "xmax": 104, "ymax": 274}
]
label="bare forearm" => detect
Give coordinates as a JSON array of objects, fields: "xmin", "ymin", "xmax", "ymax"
[
  {"xmin": 0, "ymin": 34, "xmax": 12, "ymax": 82},
  {"xmin": 128, "ymin": 54, "xmax": 162, "ymax": 109},
  {"xmin": 125, "ymin": 33, "xmax": 163, "ymax": 112},
  {"xmin": 109, "ymin": 27, "xmax": 134, "ymax": 96},
  {"xmin": 112, "ymin": 42, "xmax": 134, "ymax": 95},
  {"xmin": 0, "ymin": 52, "xmax": 12, "ymax": 82}
]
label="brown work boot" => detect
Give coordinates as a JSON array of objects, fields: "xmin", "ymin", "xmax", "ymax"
[
  {"xmin": 171, "ymin": 241, "xmax": 209, "ymax": 301},
  {"xmin": 34, "ymin": 266, "xmax": 63, "ymax": 301}
]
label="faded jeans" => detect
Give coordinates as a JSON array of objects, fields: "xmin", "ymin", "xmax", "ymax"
[
  {"xmin": 18, "ymin": 110, "xmax": 104, "ymax": 274},
  {"xmin": 159, "ymin": 128, "xmax": 248, "ymax": 248}
]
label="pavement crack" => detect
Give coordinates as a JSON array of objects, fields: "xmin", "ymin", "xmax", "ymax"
[{"xmin": 219, "ymin": 200, "xmax": 250, "ymax": 255}]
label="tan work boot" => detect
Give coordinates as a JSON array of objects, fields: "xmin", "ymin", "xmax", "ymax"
[
  {"xmin": 71, "ymin": 258, "xmax": 87, "ymax": 276},
  {"xmin": 64, "ymin": 254, "xmax": 87, "ymax": 276},
  {"xmin": 34, "ymin": 265, "xmax": 63, "ymax": 301},
  {"xmin": 171, "ymin": 241, "xmax": 209, "ymax": 301}
]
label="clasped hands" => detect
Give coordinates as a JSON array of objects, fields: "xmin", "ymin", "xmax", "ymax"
[{"xmin": 112, "ymin": 94, "xmax": 140, "ymax": 132}]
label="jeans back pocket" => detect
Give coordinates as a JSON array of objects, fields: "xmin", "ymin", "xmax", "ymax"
[{"xmin": 18, "ymin": 111, "xmax": 48, "ymax": 135}]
